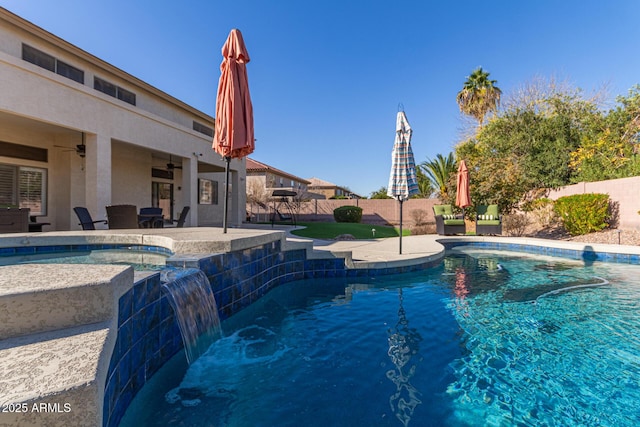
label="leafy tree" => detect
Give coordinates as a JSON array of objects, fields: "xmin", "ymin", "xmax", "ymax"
[
  {"xmin": 456, "ymin": 85, "xmax": 597, "ymax": 213},
  {"xmin": 420, "ymin": 153, "xmax": 457, "ymax": 201},
  {"xmin": 570, "ymin": 85, "xmax": 640, "ymax": 181},
  {"xmin": 370, "ymin": 186, "xmax": 392, "ymax": 199},
  {"xmin": 456, "ymin": 67, "xmax": 502, "ymax": 127}
]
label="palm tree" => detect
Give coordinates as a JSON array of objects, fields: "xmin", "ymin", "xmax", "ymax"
[
  {"xmin": 420, "ymin": 153, "xmax": 457, "ymax": 200},
  {"xmin": 457, "ymin": 67, "xmax": 502, "ymax": 127},
  {"xmin": 414, "ymin": 167, "xmax": 434, "ymax": 198}
]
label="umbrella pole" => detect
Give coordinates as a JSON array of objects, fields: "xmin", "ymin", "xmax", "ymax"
[
  {"xmin": 398, "ymin": 197, "xmax": 403, "ymax": 255},
  {"xmin": 222, "ymin": 156, "xmax": 231, "ymax": 233}
]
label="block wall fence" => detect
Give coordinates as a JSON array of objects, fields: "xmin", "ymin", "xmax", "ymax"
[
  {"xmin": 249, "ymin": 199, "xmax": 441, "ymax": 227},
  {"xmin": 249, "ymin": 176, "xmax": 640, "ymax": 230}
]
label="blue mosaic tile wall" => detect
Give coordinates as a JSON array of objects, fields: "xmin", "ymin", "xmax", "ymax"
[
  {"xmin": 443, "ymin": 241, "xmax": 640, "ymax": 264},
  {"xmin": 103, "ymin": 272, "xmax": 180, "ymax": 427}
]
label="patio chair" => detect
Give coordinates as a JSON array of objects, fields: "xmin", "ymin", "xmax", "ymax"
[
  {"xmin": 106, "ymin": 204, "xmax": 139, "ymax": 229},
  {"xmin": 139, "ymin": 207, "xmax": 164, "ymax": 228},
  {"xmin": 433, "ymin": 204, "xmax": 466, "ymax": 235},
  {"xmin": 166, "ymin": 206, "xmax": 190, "ymax": 228},
  {"xmin": 476, "ymin": 204, "xmax": 502, "ymax": 235},
  {"xmin": 73, "ymin": 207, "xmax": 107, "ymax": 230},
  {"xmin": 0, "ymin": 208, "xmax": 29, "ymax": 233}
]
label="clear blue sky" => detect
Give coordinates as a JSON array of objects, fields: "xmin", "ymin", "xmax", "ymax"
[{"xmin": 4, "ymin": 1, "xmax": 640, "ymax": 197}]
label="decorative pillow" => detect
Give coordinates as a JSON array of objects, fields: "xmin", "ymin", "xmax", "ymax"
[
  {"xmin": 479, "ymin": 214, "xmax": 494, "ymax": 220},
  {"xmin": 443, "ymin": 214, "xmax": 456, "ymax": 220}
]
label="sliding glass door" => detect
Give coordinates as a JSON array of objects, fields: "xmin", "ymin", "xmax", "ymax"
[{"xmin": 152, "ymin": 182, "xmax": 173, "ymax": 220}]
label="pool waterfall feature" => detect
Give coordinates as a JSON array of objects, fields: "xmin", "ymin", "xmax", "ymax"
[{"xmin": 161, "ymin": 269, "xmax": 222, "ymax": 364}]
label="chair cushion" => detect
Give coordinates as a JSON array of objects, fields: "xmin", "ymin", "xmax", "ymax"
[
  {"xmin": 477, "ymin": 219, "xmax": 501, "ymax": 226},
  {"xmin": 434, "ymin": 205, "xmax": 453, "ymax": 216},
  {"xmin": 476, "ymin": 204, "xmax": 500, "ymax": 221},
  {"xmin": 443, "ymin": 219, "xmax": 465, "ymax": 226},
  {"xmin": 478, "ymin": 214, "xmax": 496, "ymax": 220}
]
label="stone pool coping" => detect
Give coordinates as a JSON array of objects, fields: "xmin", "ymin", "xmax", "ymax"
[
  {"xmin": 305, "ymin": 233, "xmax": 640, "ymax": 269},
  {"xmin": 0, "ymin": 227, "xmax": 287, "ymax": 255},
  {"xmin": 1, "ymin": 229, "xmax": 639, "ymax": 426}
]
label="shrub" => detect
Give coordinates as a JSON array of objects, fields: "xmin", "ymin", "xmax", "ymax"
[
  {"xmin": 411, "ymin": 223, "xmax": 436, "ymax": 235},
  {"xmin": 522, "ymin": 198, "xmax": 557, "ymax": 228},
  {"xmin": 410, "ymin": 209, "xmax": 429, "ymax": 226},
  {"xmin": 553, "ymin": 193, "xmax": 609, "ymax": 236},
  {"xmin": 333, "ymin": 205, "xmax": 363, "ymax": 223},
  {"xmin": 503, "ymin": 213, "xmax": 530, "ymax": 237}
]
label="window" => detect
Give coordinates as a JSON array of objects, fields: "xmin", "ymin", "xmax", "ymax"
[
  {"xmin": 198, "ymin": 179, "xmax": 218, "ymax": 204},
  {"xmin": 193, "ymin": 121, "xmax": 214, "ymax": 137},
  {"xmin": 55, "ymin": 60, "xmax": 84, "ymax": 84},
  {"xmin": 0, "ymin": 141, "xmax": 47, "ymax": 162},
  {"xmin": 117, "ymin": 87, "xmax": 136, "ymax": 105},
  {"xmin": 94, "ymin": 77, "xmax": 136, "ymax": 106},
  {"xmin": 22, "ymin": 44, "xmax": 84, "ymax": 84},
  {"xmin": 22, "ymin": 44, "xmax": 54, "ymax": 71},
  {"xmin": 0, "ymin": 164, "xmax": 47, "ymax": 215},
  {"xmin": 94, "ymin": 76, "xmax": 116, "ymax": 97}
]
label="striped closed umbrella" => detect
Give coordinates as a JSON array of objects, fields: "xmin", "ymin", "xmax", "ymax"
[{"xmin": 387, "ymin": 110, "xmax": 419, "ymax": 254}]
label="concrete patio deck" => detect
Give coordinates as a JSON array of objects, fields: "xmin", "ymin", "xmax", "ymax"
[{"xmin": 254, "ymin": 224, "xmax": 640, "ymax": 269}]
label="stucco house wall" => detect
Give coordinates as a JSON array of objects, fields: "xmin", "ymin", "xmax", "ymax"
[{"xmin": 0, "ymin": 8, "xmax": 245, "ymax": 230}]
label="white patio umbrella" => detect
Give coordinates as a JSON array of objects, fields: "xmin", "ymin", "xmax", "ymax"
[{"xmin": 387, "ymin": 110, "xmax": 419, "ymax": 254}]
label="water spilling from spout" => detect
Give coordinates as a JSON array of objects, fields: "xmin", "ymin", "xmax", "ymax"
[{"xmin": 161, "ymin": 268, "xmax": 222, "ymax": 364}]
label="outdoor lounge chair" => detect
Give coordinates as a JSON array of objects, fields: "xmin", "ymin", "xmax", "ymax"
[
  {"xmin": 0, "ymin": 208, "xmax": 29, "ymax": 233},
  {"xmin": 73, "ymin": 207, "xmax": 107, "ymax": 230},
  {"xmin": 165, "ymin": 206, "xmax": 190, "ymax": 228},
  {"xmin": 476, "ymin": 204, "xmax": 502, "ymax": 235},
  {"xmin": 106, "ymin": 204, "xmax": 139, "ymax": 229},
  {"xmin": 433, "ymin": 204, "xmax": 466, "ymax": 235}
]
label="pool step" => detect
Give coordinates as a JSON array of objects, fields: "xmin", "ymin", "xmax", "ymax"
[
  {"xmin": 0, "ymin": 322, "xmax": 111, "ymax": 426},
  {"xmin": 0, "ymin": 264, "xmax": 132, "ymax": 340},
  {"xmin": 0, "ymin": 264, "xmax": 133, "ymax": 427}
]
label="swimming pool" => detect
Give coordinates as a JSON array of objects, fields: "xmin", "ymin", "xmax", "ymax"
[
  {"xmin": 0, "ymin": 244, "xmax": 171, "ymax": 271},
  {"xmin": 119, "ymin": 249, "xmax": 640, "ymax": 426}
]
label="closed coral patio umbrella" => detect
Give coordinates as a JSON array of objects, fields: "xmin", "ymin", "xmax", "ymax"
[
  {"xmin": 213, "ymin": 28, "xmax": 254, "ymax": 233},
  {"xmin": 387, "ymin": 109, "xmax": 419, "ymax": 254},
  {"xmin": 455, "ymin": 160, "xmax": 471, "ymax": 219}
]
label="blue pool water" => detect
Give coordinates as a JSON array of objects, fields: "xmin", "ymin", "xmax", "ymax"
[
  {"xmin": 0, "ymin": 245, "xmax": 170, "ymax": 270},
  {"xmin": 119, "ymin": 250, "xmax": 640, "ymax": 426}
]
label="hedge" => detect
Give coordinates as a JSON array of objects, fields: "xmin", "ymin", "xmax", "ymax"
[
  {"xmin": 333, "ymin": 205, "xmax": 363, "ymax": 223},
  {"xmin": 553, "ymin": 193, "xmax": 609, "ymax": 236}
]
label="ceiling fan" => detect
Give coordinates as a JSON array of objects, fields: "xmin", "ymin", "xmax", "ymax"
[
  {"xmin": 166, "ymin": 155, "xmax": 182, "ymax": 170},
  {"xmin": 54, "ymin": 142, "xmax": 86, "ymax": 158}
]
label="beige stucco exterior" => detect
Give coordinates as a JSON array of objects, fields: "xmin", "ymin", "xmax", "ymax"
[{"xmin": 0, "ymin": 8, "xmax": 246, "ymax": 230}]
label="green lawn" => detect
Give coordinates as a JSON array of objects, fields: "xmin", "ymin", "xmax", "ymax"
[{"xmin": 290, "ymin": 222, "xmax": 410, "ymax": 239}]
